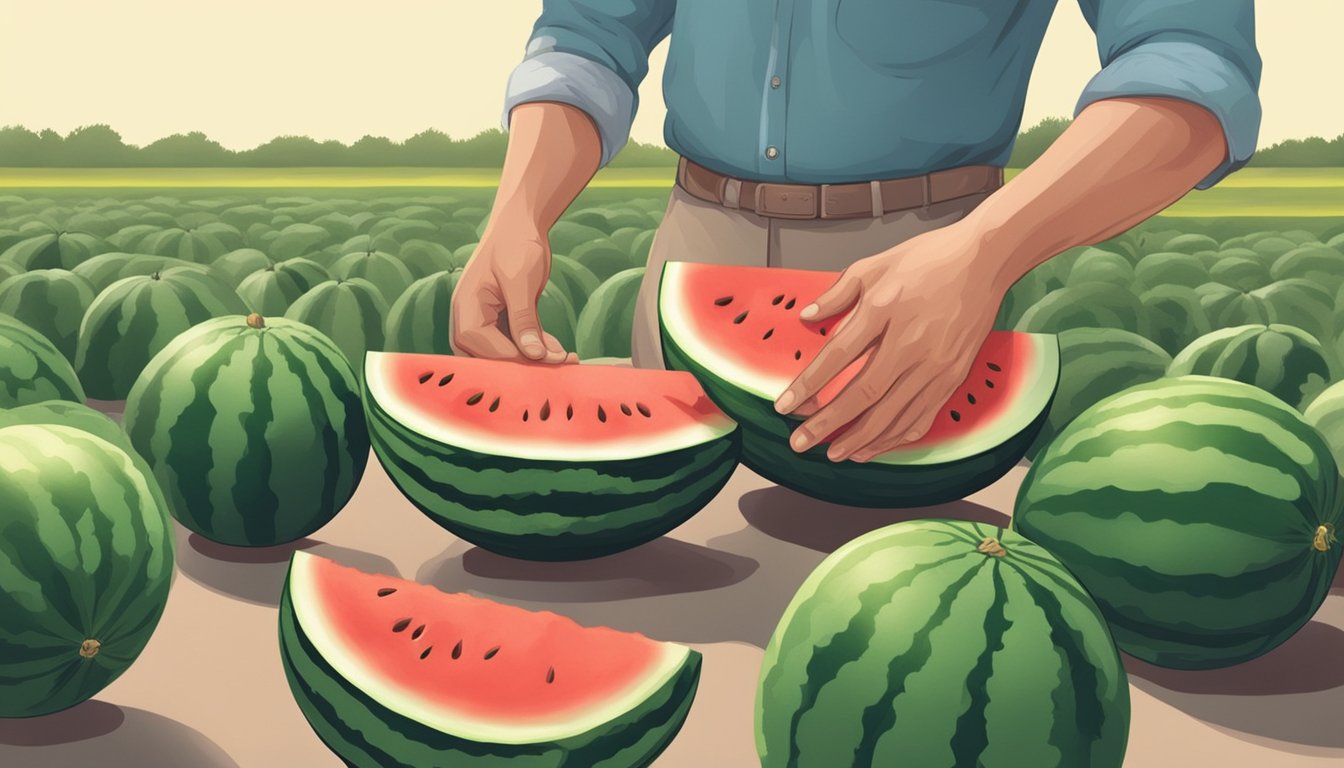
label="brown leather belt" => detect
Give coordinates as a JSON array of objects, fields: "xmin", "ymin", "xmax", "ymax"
[{"xmin": 676, "ymin": 157, "xmax": 1004, "ymax": 221}]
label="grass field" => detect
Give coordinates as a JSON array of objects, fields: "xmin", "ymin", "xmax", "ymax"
[{"xmin": 3, "ymin": 166, "xmax": 1343, "ymax": 218}]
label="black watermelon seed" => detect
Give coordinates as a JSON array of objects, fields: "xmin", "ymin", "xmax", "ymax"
[
  {"xmin": 620, "ymin": 403, "xmax": 633, "ymax": 416},
  {"xmin": 437, "ymin": 374, "xmax": 453, "ymax": 387},
  {"xmin": 488, "ymin": 397, "xmax": 500, "ymax": 412},
  {"xmin": 566, "ymin": 404, "xmax": 574, "ymax": 420},
  {"xmin": 967, "ymin": 393, "xmax": 976, "ymax": 405},
  {"xmin": 636, "ymin": 402, "xmax": 652, "ymax": 418},
  {"xmin": 466, "ymin": 391, "xmax": 484, "ymax": 406},
  {"xmin": 819, "ymin": 327, "xmax": 827, "ymax": 336},
  {"xmin": 420, "ymin": 647, "xmax": 433, "ymax": 660},
  {"xmin": 411, "ymin": 625, "xmax": 425, "ymax": 640},
  {"xmin": 377, "ymin": 588, "xmax": 396, "ymax": 597},
  {"xmin": 950, "ymin": 410, "xmax": 962, "ymax": 422},
  {"xmin": 714, "ymin": 296, "xmax": 733, "ymax": 306},
  {"xmin": 483, "ymin": 646, "xmax": 500, "ymax": 660},
  {"xmin": 452, "ymin": 640, "xmax": 463, "ymax": 659},
  {"xmin": 987, "ymin": 362, "xmax": 1002, "ymax": 372},
  {"xmin": 392, "ymin": 618, "xmax": 412, "ymax": 633},
  {"xmin": 597, "ymin": 405, "xmax": 607, "ymax": 423},
  {"xmin": 794, "ymin": 350, "xmax": 802, "ymax": 360},
  {"xmin": 418, "ymin": 372, "xmax": 433, "ymax": 384},
  {"xmin": 785, "ymin": 298, "xmax": 796, "ymax": 310},
  {"xmin": 734, "ymin": 311, "xmax": 749, "ymax": 324},
  {"xmin": 985, "ymin": 379, "xmax": 995, "ymax": 389},
  {"xmin": 772, "ymin": 294, "xmax": 784, "ymax": 305},
  {"xmin": 539, "ymin": 400, "xmax": 551, "ymax": 421},
  {"xmin": 546, "ymin": 667, "xmax": 556, "ymax": 684},
  {"xmin": 522, "ymin": 409, "xmax": 529, "ymax": 422},
  {"xmin": 763, "ymin": 328, "xmax": 774, "ymax": 340}
]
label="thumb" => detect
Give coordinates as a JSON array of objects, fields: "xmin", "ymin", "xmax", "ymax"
[
  {"xmin": 499, "ymin": 278, "xmax": 547, "ymax": 360},
  {"xmin": 800, "ymin": 270, "xmax": 863, "ymax": 321}
]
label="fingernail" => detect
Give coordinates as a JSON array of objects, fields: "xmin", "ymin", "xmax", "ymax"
[
  {"xmin": 800, "ymin": 304, "xmax": 818, "ymax": 320},
  {"xmin": 904, "ymin": 431, "xmax": 921, "ymax": 444},
  {"xmin": 789, "ymin": 429, "xmax": 812, "ymax": 452},
  {"xmin": 775, "ymin": 391, "xmax": 796, "ymax": 413},
  {"xmin": 519, "ymin": 332, "xmax": 543, "ymax": 355},
  {"xmin": 827, "ymin": 447, "xmax": 847, "ymax": 462}
]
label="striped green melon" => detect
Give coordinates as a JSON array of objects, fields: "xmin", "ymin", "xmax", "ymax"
[
  {"xmin": 548, "ymin": 221, "xmax": 608, "ymax": 256},
  {"xmin": 363, "ymin": 352, "xmax": 740, "ymax": 561},
  {"xmin": 1168, "ymin": 324, "xmax": 1333, "ymax": 410},
  {"xmin": 1025, "ymin": 328, "xmax": 1171, "ymax": 460},
  {"xmin": 0, "ymin": 268, "xmax": 96, "ymax": 360},
  {"xmin": 1, "ymin": 231, "xmax": 109, "ymax": 270},
  {"xmin": 279, "ymin": 552, "xmax": 701, "ymax": 767},
  {"xmin": 1132, "ymin": 251, "xmax": 1209, "ymax": 291},
  {"xmin": 385, "ymin": 270, "xmax": 462, "ymax": 354},
  {"xmin": 569, "ymin": 239, "xmax": 633, "ymax": 281},
  {"xmin": 1014, "ymin": 282, "xmax": 1150, "ymax": 337},
  {"xmin": 756, "ymin": 519, "xmax": 1129, "ymax": 768},
  {"xmin": 124, "ymin": 313, "xmax": 369, "ymax": 547},
  {"xmin": 395, "ymin": 240, "xmax": 455, "ymax": 279},
  {"xmin": 1014, "ymin": 376, "xmax": 1344, "ymax": 669},
  {"xmin": 1065, "ymin": 248, "xmax": 1133, "ymax": 287},
  {"xmin": 660, "ymin": 263, "xmax": 1058, "ymax": 508},
  {"xmin": 1208, "ymin": 255, "xmax": 1271, "ymax": 291},
  {"xmin": 332, "ymin": 250, "xmax": 416, "ymax": 304},
  {"xmin": 0, "ymin": 423, "xmax": 174, "ymax": 717},
  {"xmin": 237, "ymin": 265, "xmax": 306, "ymax": 316},
  {"xmin": 0, "ymin": 313, "xmax": 86, "ymax": 407},
  {"xmin": 212, "ymin": 247, "xmax": 276, "ymax": 286},
  {"xmin": 0, "ymin": 260, "xmax": 22, "ymax": 282},
  {"xmin": 1196, "ymin": 282, "xmax": 1272, "ymax": 329},
  {"xmin": 71, "ymin": 252, "xmax": 215, "ymax": 292},
  {"xmin": 285, "ymin": 278, "xmax": 389, "ymax": 376},
  {"xmin": 1253, "ymin": 278, "xmax": 1337, "ymax": 345},
  {"xmin": 577, "ymin": 267, "xmax": 644, "ymax": 359},
  {"xmin": 1162, "ymin": 233, "xmax": 1219, "ymax": 254},
  {"xmin": 75, "ymin": 267, "xmax": 248, "ymax": 400},
  {"xmin": 1271, "ymin": 244, "xmax": 1344, "ymax": 292},
  {"xmin": 550, "ymin": 254, "xmax": 602, "ymax": 315},
  {"xmin": 538, "ymin": 282, "xmax": 579, "ymax": 353},
  {"xmin": 135, "ymin": 227, "xmax": 229, "ymax": 263},
  {"xmin": 1138, "ymin": 285, "xmax": 1212, "ymax": 356},
  {"xmin": 1304, "ymin": 380, "xmax": 1344, "ymax": 477},
  {"xmin": 274, "ymin": 257, "xmax": 334, "ymax": 292}
]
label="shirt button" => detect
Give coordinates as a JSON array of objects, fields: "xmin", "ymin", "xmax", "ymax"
[
  {"xmin": 770, "ymin": 76, "xmax": 781, "ymax": 89},
  {"xmin": 765, "ymin": 146, "xmax": 779, "ymax": 160}
]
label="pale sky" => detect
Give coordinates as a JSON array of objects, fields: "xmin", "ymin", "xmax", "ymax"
[{"xmin": 1, "ymin": 1, "xmax": 1336, "ymax": 151}]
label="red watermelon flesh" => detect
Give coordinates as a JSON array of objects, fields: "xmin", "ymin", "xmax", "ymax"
[
  {"xmin": 287, "ymin": 551, "xmax": 696, "ymax": 740},
  {"xmin": 364, "ymin": 352, "xmax": 736, "ymax": 461},
  {"xmin": 659, "ymin": 262, "xmax": 1057, "ymax": 461}
]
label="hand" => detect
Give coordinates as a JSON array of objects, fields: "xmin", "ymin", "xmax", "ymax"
[
  {"xmin": 773, "ymin": 221, "xmax": 1006, "ymax": 463},
  {"xmin": 450, "ymin": 215, "xmax": 577, "ymax": 363}
]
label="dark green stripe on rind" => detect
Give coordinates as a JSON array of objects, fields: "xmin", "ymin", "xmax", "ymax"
[
  {"xmin": 0, "ymin": 269, "xmax": 96, "ymax": 361},
  {"xmin": 1014, "ymin": 375, "xmax": 1344, "ymax": 669},
  {"xmin": 277, "ymin": 570, "xmax": 700, "ymax": 767},
  {"xmin": 123, "ymin": 315, "xmax": 370, "ymax": 547},
  {"xmin": 0, "ymin": 424, "xmax": 174, "ymax": 718},
  {"xmin": 0, "ymin": 313, "xmax": 86, "ymax": 407},
  {"xmin": 363, "ymin": 385, "xmax": 740, "ymax": 561},
  {"xmin": 755, "ymin": 520, "xmax": 1128, "ymax": 768},
  {"xmin": 660, "ymin": 316, "xmax": 1053, "ymax": 508}
]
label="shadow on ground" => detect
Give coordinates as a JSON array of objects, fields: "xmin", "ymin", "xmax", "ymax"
[
  {"xmin": 1127, "ymin": 619, "xmax": 1344, "ymax": 748},
  {"xmin": 174, "ymin": 527, "xmax": 399, "ymax": 606},
  {"xmin": 0, "ymin": 703, "xmax": 238, "ymax": 767}
]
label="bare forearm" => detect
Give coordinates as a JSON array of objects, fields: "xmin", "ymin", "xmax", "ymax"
[
  {"xmin": 966, "ymin": 97, "xmax": 1227, "ymax": 295},
  {"xmin": 486, "ymin": 102, "xmax": 604, "ymax": 235}
]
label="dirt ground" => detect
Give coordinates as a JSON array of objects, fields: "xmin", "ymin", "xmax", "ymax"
[{"xmin": 2, "ymin": 411, "xmax": 1343, "ymax": 767}]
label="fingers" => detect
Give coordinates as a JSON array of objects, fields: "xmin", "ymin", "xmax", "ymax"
[
  {"xmin": 800, "ymin": 269, "xmax": 863, "ymax": 322},
  {"xmin": 789, "ymin": 333, "xmax": 908, "ymax": 455},
  {"xmin": 541, "ymin": 332, "xmax": 579, "ymax": 364},
  {"xmin": 836, "ymin": 370, "xmax": 956, "ymax": 463},
  {"xmin": 498, "ymin": 276, "xmax": 547, "ymax": 361},
  {"xmin": 775, "ymin": 313, "xmax": 878, "ymax": 414}
]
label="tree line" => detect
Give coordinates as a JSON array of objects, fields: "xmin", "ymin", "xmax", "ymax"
[{"xmin": 0, "ymin": 121, "xmax": 1339, "ymax": 168}]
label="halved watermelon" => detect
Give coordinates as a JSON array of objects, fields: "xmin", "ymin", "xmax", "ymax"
[
  {"xmin": 279, "ymin": 552, "xmax": 702, "ymax": 767},
  {"xmin": 363, "ymin": 352, "xmax": 741, "ymax": 560},
  {"xmin": 658, "ymin": 262, "xmax": 1059, "ymax": 507}
]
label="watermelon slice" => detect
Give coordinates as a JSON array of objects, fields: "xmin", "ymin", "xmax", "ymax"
[
  {"xmin": 363, "ymin": 353, "xmax": 741, "ymax": 560},
  {"xmin": 279, "ymin": 552, "xmax": 702, "ymax": 767},
  {"xmin": 658, "ymin": 262, "xmax": 1059, "ymax": 507}
]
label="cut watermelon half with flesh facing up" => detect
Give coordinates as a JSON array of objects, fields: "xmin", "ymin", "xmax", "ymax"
[
  {"xmin": 658, "ymin": 261, "xmax": 1059, "ymax": 507},
  {"xmin": 363, "ymin": 352, "xmax": 742, "ymax": 560},
  {"xmin": 279, "ymin": 552, "xmax": 702, "ymax": 767}
]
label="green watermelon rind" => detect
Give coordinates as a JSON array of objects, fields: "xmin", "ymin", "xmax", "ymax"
[
  {"xmin": 1014, "ymin": 375, "xmax": 1344, "ymax": 669},
  {"xmin": 755, "ymin": 519, "xmax": 1130, "ymax": 768},
  {"xmin": 277, "ymin": 556, "xmax": 701, "ymax": 767},
  {"xmin": 658, "ymin": 262, "xmax": 1059, "ymax": 508},
  {"xmin": 0, "ymin": 313, "xmax": 87, "ymax": 408},
  {"xmin": 0, "ymin": 424, "xmax": 175, "ymax": 718}
]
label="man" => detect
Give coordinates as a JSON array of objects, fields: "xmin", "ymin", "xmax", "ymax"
[{"xmin": 452, "ymin": 1, "xmax": 1260, "ymax": 464}]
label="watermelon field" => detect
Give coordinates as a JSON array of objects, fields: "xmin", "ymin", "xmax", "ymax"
[{"xmin": 2, "ymin": 175, "xmax": 1344, "ymax": 768}]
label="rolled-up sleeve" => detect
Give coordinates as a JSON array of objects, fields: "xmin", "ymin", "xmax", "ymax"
[
  {"xmin": 502, "ymin": 1, "xmax": 676, "ymax": 167},
  {"xmin": 1075, "ymin": 0, "xmax": 1262, "ymax": 189}
]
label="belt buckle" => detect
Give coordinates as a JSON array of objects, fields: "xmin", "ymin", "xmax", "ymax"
[{"xmin": 754, "ymin": 183, "xmax": 819, "ymax": 220}]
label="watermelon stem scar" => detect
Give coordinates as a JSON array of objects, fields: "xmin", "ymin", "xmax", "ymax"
[
  {"xmin": 79, "ymin": 639, "xmax": 101, "ymax": 659},
  {"xmin": 976, "ymin": 537, "xmax": 1008, "ymax": 558},
  {"xmin": 1314, "ymin": 524, "xmax": 1338, "ymax": 552},
  {"xmin": 246, "ymin": 312, "xmax": 266, "ymax": 329}
]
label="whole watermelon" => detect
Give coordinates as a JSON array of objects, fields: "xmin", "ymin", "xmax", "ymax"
[
  {"xmin": 0, "ymin": 423, "xmax": 174, "ymax": 717},
  {"xmin": 384, "ymin": 270, "xmax": 461, "ymax": 354},
  {"xmin": 1168, "ymin": 323, "xmax": 1333, "ymax": 410},
  {"xmin": 0, "ymin": 268, "xmax": 96, "ymax": 361},
  {"xmin": 71, "ymin": 252, "xmax": 215, "ymax": 293},
  {"xmin": 757, "ymin": 519, "xmax": 1130, "ymax": 768},
  {"xmin": 284, "ymin": 278, "xmax": 389, "ymax": 376},
  {"xmin": 75, "ymin": 267, "xmax": 248, "ymax": 400},
  {"xmin": 576, "ymin": 267, "xmax": 644, "ymax": 359},
  {"xmin": 1015, "ymin": 376, "xmax": 1343, "ymax": 669},
  {"xmin": 0, "ymin": 313, "xmax": 86, "ymax": 407},
  {"xmin": 331, "ymin": 249, "xmax": 415, "ymax": 305},
  {"xmin": 124, "ymin": 313, "xmax": 370, "ymax": 547},
  {"xmin": 237, "ymin": 265, "xmax": 306, "ymax": 316},
  {"xmin": 1304, "ymin": 380, "xmax": 1344, "ymax": 474}
]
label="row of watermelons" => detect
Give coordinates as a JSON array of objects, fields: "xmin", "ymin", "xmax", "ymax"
[{"xmin": 3, "ymin": 202, "xmax": 1344, "ymax": 766}]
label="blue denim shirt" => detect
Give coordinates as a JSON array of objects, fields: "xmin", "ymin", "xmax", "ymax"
[{"xmin": 503, "ymin": 1, "xmax": 1260, "ymax": 189}]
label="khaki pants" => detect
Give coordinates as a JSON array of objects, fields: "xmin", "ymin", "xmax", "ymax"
[{"xmin": 630, "ymin": 185, "xmax": 993, "ymax": 369}]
